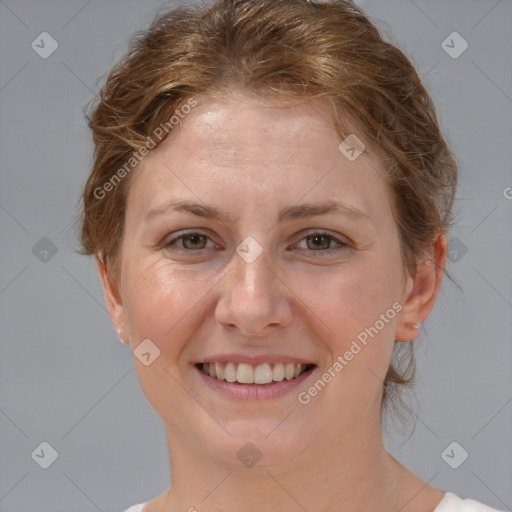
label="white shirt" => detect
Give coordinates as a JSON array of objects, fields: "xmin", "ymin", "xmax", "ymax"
[{"xmin": 122, "ymin": 492, "xmax": 505, "ymax": 511}]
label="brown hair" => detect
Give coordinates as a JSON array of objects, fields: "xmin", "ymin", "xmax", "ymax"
[{"xmin": 77, "ymin": 0, "xmax": 458, "ymax": 413}]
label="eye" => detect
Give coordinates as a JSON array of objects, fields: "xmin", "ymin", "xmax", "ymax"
[
  {"xmin": 294, "ymin": 231, "xmax": 349, "ymax": 256},
  {"xmin": 162, "ymin": 230, "xmax": 349, "ymax": 257},
  {"xmin": 163, "ymin": 231, "xmax": 217, "ymax": 254}
]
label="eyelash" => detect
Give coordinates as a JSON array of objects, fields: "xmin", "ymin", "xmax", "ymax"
[{"xmin": 163, "ymin": 230, "xmax": 349, "ymax": 257}]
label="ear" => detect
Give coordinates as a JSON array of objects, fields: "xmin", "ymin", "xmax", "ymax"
[
  {"xmin": 395, "ymin": 233, "xmax": 447, "ymax": 342},
  {"xmin": 96, "ymin": 255, "xmax": 129, "ymax": 344}
]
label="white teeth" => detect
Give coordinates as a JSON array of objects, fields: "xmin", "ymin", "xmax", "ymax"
[
  {"xmin": 254, "ymin": 363, "xmax": 273, "ymax": 384},
  {"xmin": 215, "ymin": 362, "xmax": 224, "ymax": 380},
  {"xmin": 236, "ymin": 363, "xmax": 254, "ymax": 384},
  {"xmin": 224, "ymin": 362, "xmax": 237, "ymax": 383},
  {"xmin": 272, "ymin": 362, "xmax": 285, "ymax": 381},
  {"xmin": 200, "ymin": 361, "xmax": 311, "ymax": 384},
  {"xmin": 284, "ymin": 363, "xmax": 295, "ymax": 380}
]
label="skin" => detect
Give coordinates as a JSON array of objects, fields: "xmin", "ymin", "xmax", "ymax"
[{"xmin": 97, "ymin": 89, "xmax": 447, "ymax": 512}]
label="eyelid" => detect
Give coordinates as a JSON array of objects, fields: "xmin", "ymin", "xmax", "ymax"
[
  {"xmin": 298, "ymin": 229, "xmax": 349, "ymax": 245},
  {"xmin": 163, "ymin": 229, "xmax": 350, "ymax": 256},
  {"xmin": 163, "ymin": 229, "xmax": 218, "ymax": 251},
  {"xmin": 292, "ymin": 230, "xmax": 349, "ymax": 255}
]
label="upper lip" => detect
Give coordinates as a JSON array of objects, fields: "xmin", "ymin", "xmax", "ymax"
[{"xmin": 194, "ymin": 354, "xmax": 316, "ymax": 365}]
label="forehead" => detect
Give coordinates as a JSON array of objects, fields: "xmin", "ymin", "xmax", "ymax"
[
  {"xmin": 125, "ymin": 91, "xmax": 389, "ymax": 221},
  {"xmin": 180, "ymin": 92, "xmax": 336, "ymax": 145}
]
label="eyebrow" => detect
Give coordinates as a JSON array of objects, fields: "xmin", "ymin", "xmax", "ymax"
[{"xmin": 144, "ymin": 199, "xmax": 372, "ymax": 224}]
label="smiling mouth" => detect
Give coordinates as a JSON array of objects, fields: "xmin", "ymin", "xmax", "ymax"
[{"xmin": 195, "ymin": 362, "xmax": 316, "ymax": 385}]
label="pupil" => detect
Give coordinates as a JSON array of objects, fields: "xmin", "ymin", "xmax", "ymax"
[
  {"xmin": 185, "ymin": 234, "xmax": 205, "ymax": 249},
  {"xmin": 309, "ymin": 234, "xmax": 329, "ymax": 250}
]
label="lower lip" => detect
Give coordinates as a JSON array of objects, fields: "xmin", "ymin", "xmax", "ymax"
[{"xmin": 194, "ymin": 365, "xmax": 316, "ymax": 400}]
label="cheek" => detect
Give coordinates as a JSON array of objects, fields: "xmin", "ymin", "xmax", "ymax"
[
  {"xmin": 313, "ymin": 248, "xmax": 403, "ymax": 370},
  {"xmin": 122, "ymin": 259, "xmax": 216, "ymax": 419},
  {"xmin": 122, "ymin": 257, "xmax": 209, "ymax": 359}
]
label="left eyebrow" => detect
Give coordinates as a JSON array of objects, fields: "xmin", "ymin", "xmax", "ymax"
[
  {"xmin": 277, "ymin": 201, "xmax": 372, "ymax": 223},
  {"xmin": 143, "ymin": 199, "xmax": 373, "ymax": 225}
]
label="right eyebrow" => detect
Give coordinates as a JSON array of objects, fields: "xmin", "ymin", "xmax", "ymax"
[{"xmin": 143, "ymin": 199, "xmax": 373, "ymax": 226}]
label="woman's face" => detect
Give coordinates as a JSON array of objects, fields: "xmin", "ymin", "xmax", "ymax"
[{"xmin": 101, "ymin": 91, "xmax": 426, "ymax": 469}]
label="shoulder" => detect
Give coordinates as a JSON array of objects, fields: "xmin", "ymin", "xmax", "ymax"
[
  {"xmin": 122, "ymin": 503, "xmax": 147, "ymax": 512},
  {"xmin": 435, "ymin": 492, "xmax": 506, "ymax": 512},
  {"xmin": 122, "ymin": 495, "xmax": 506, "ymax": 512}
]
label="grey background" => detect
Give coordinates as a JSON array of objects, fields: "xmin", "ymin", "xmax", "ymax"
[{"xmin": 0, "ymin": 0, "xmax": 511, "ymax": 511}]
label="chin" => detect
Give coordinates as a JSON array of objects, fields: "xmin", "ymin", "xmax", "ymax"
[{"xmin": 201, "ymin": 419, "xmax": 311, "ymax": 471}]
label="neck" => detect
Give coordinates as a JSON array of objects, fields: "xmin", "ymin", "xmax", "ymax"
[{"xmin": 154, "ymin": 411, "xmax": 425, "ymax": 512}]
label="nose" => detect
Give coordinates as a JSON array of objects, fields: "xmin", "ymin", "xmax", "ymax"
[{"xmin": 214, "ymin": 240, "xmax": 294, "ymax": 337}]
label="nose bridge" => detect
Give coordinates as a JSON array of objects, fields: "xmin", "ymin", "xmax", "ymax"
[
  {"xmin": 231, "ymin": 239, "xmax": 277, "ymax": 306},
  {"xmin": 215, "ymin": 236, "xmax": 292, "ymax": 335}
]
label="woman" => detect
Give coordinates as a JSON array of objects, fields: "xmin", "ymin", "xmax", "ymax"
[{"xmin": 78, "ymin": 0, "xmax": 504, "ymax": 510}]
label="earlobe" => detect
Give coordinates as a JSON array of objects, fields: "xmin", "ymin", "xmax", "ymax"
[
  {"xmin": 395, "ymin": 233, "xmax": 447, "ymax": 342},
  {"xmin": 95, "ymin": 255, "xmax": 129, "ymax": 344}
]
